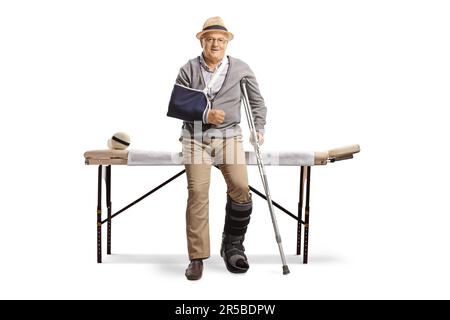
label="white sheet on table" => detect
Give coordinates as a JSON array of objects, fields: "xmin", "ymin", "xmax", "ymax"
[{"xmin": 127, "ymin": 149, "xmax": 315, "ymax": 166}]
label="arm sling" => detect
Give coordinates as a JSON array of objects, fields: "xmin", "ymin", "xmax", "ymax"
[{"xmin": 167, "ymin": 60, "xmax": 227, "ymax": 122}]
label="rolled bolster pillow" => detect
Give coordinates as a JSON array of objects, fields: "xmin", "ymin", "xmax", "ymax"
[{"xmin": 328, "ymin": 144, "xmax": 360, "ymax": 160}]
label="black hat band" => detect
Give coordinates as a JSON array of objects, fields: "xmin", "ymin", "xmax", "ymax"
[
  {"xmin": 203, "ymin": 25, "xmax": 228, "ymax": 32},
  {"xmin": 112, "ymin": 135, "xmax": 130, "ymax": 146}
]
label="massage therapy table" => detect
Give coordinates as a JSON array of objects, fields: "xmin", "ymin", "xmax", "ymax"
[{"xmin": 84, "ymin": 145, "xmax": 360, "ymax": 264}]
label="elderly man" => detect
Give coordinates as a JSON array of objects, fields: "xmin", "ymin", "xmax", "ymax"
[{"xmin": 173, "ymin": 16, "xmax": 267, "ymax": 280}]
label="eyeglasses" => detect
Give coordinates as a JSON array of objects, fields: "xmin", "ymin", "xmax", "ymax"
[{"xmin": 204, "ymin": 37, "xmax": 228, "ymax": 45}]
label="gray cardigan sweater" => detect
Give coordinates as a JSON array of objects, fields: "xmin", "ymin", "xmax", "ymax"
[{"xmin": 176, "ymin": 56, "xmax": 267, "ymax": 138}]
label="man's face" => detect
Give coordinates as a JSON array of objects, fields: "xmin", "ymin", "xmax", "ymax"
[{"xmin": 201, "ymin": 32, "xmax": 228, "ymax": 64}]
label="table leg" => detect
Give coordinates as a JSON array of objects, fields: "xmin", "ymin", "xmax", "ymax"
[
  {"xmin": 303, "ymin": 166, "xmax": 311, "ymax": 264},
  {"xmin": 106, "ymin": 165, "xmax": 112, "ymax": 255},
  {"xmin": 97, "ymin": 165, "xmax": 103, "ymax": 263}
]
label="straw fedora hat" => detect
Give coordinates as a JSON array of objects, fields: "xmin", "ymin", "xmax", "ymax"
[
  {"xmin": 107, "ymin": 132, "xmax": 130, "ymax": 150},
  {"xmin": 196, "ymin": 16, "xmax": 234, "ymax": 41}
]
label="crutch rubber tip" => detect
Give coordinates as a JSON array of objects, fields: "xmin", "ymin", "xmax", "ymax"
[{"xmin": 283, "ymin": 265, "xmax": 290, "ymax": 275}]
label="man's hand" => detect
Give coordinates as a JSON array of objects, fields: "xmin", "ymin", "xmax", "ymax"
[
  {"xmin": 207, "ymin": 109, "xmax": 225, "ymax": 125},
  {"xmin": 250, "ymin": 132, "xmax": 264, "ymax": 146}
]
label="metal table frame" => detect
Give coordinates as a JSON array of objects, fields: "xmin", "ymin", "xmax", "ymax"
[{"xmin": 95, "ymin": 165, "xmax": 312, "ymax": 264}]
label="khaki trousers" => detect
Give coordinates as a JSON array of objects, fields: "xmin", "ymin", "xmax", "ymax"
[{"xmin": 181, "ymin": 136, "xmax": 251, "ymax": 260}]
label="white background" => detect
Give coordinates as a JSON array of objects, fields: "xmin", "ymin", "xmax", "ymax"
[{"xmin": 1, "ymin": 0, "xmax": 449, "ymax": 299}]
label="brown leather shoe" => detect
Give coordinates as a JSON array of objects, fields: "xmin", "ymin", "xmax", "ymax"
[{"xmin": 185, "ymin": 259, "xmax": 203, "ymax": 280}]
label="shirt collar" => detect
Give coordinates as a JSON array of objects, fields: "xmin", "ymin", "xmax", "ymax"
[{"xmin": 200, "ymin": 54, "xmax": 226, "ymax": 73}]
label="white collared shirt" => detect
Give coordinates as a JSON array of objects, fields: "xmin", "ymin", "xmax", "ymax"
[{"xmin": 199, "ymin": 54, "xmax": 229, "ymax": 99}]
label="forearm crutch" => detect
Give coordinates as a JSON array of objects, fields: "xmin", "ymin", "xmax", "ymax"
[{"xmin": 241, "ymin": 79, "xmax": 290, "ymax": 275}]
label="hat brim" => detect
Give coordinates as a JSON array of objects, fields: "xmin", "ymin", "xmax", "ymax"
[{"xmin": 196, "ymin": 30, "xmax": 234, "ymax": 41}]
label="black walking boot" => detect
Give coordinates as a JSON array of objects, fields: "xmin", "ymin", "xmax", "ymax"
[{"xmin": 220, "ymin": 195, "xmax": 252, "ymax": 273}]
